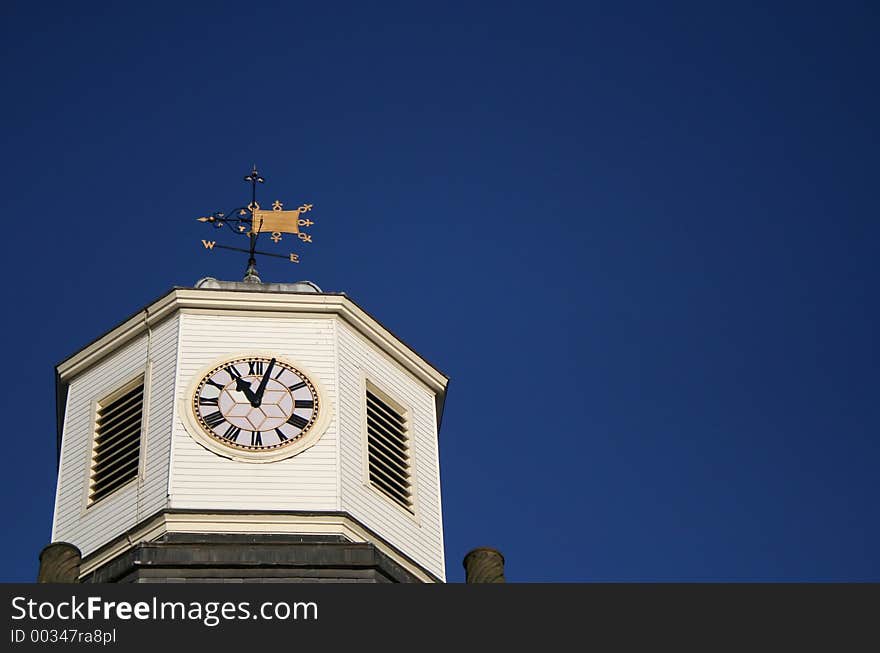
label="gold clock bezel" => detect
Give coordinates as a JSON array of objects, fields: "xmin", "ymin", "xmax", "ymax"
[{"xmin": 180, "ymin": 352, "xmax": 332, "ymax": 464}]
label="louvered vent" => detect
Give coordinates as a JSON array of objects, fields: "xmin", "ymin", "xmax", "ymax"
[
  {"xmin": 366, "ymin": 389, "xmax": 413, "ymax": 512},
  {"xmin": 89, "ymin": 377, "xmax": 144, "ymax": 505}
]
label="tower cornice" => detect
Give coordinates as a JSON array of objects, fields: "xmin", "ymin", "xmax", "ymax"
[
  {"xmin": 57, "ymin": 286, "xmax": 448, "ymax": 392},
  {"xmin": 55, "ymin": 285, "xmax": 449, "ymax": 461}
]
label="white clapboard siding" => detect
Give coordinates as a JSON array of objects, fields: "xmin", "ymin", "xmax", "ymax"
[
  {"xmin": 169, "ymin": 312, "xmax": 339, "ymax": 511},
  {"xmin": 336, "ymin": 320, "xmax": 446, "ymax": 580},
  {"xmin": 52, "ymin": 314, "xmax": 179, "ymax": 557}
]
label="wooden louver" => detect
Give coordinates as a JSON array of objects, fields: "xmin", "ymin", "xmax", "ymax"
[
  {"xmin": 366, "ymin": 389, "xmax": 412, "ymax": 512},
  {"xmin": 89, "ymin": 378, "xmax": 144, "ymax": 504}
]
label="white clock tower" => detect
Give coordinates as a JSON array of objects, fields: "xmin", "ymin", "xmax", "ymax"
[{"xmin": 42, "ymin": 277, "xmax": 449, "ymax": 583}]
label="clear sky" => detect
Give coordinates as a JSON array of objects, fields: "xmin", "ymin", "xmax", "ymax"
[{"xmin": 1, "ymin": 1, "xmax": 877, "ymax": 582}]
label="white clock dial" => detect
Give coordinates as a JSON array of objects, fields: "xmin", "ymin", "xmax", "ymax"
[{"xmin": 191, "ymin": 356, "xmax": 320, "ymax": 452}]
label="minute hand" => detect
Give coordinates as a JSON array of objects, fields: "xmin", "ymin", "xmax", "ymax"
[{"xmin": 252, "ymin": 358, "xmax": 276, "ymax": 406}]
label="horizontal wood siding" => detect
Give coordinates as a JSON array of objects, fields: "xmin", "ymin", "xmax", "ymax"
[
  {"xmin": 140, "ymin": 316, "xmax": 179, "ymax": 520},
  {"xmin": 170, "ymin": 312, "xmax": 338, "ymax": 511},
  {"xmin": 52, "ymin": 314, "xmax": 178, "ymax": 556},
  {"xmin": 336, "ymin": 320, "xmax": 445, "ymax": 580},
  {"xmin": 53, "ymin": 300, "xmax": 443, "ymax": 580}
]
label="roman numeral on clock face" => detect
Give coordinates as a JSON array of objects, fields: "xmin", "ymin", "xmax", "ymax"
[
  {"xmin": 275, "ymin": 428, "xmax": 288, "ymax": 442},
  {"xmin": 251, "ymin": 431, "xmax": 262, "ymax": 446},
  {"xmin": 295, "ymin": 399, "xmax": 314, "ymax": 409},
  {"xmin": 222, "ymin": 424, "xmax": 241, "ymax": 441},
  {"xmin": 287, "ymin": 413, "xmax": 309, "ymax": 429},
  {"xmin": 288, "ymin": 381, "xmax": 306, "ymax": 391},
  {"xmin": 248, "ymin": 360, "xmax": 264, "ymax": 375},
  {"xmin": 206, "ymin": 379, "xmax": 225, "ymax": 390},
  {"xmin": 225, "ymin": 365, "xmax": 242, "ymax": 380},
  {"xmin": 199, "ymin": 395, "xmax": 219, "ymax": 406},
  {"xmin": 203, "ymin": 411, "xmax": 226, "ymax": 428}
]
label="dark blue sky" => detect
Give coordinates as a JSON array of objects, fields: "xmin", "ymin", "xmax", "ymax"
[{"xmin": 1, "ymin": 1, "xmax": 877, "ymax": 581}]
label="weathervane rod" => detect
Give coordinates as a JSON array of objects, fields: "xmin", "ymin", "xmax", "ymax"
[{"xmin": 244, "ymin": 165, "xmax": 265, "ymax": 282}]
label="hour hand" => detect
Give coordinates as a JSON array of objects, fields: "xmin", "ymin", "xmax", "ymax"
[{"xmin": 235, "ymin": 377, "xmax": 258, "ymax": 403}]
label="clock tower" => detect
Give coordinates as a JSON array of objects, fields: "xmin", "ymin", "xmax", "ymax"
[{"xmin": 42, "ymin": 277, "xmax": 449, "ymax": 583}]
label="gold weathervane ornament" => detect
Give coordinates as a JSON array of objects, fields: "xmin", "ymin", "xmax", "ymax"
[
  {"xmin": 196, "ymin": 166, "xmax": 316, "ymax": 282},
  {"xmin": 251, "ymin": 200, "xmax": 315, "ymax": 243}
]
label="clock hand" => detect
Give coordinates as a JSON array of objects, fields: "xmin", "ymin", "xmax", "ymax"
[
  {"xmin": 252, "ymin": 358, "xmax": 276, "ymax": 407},
  {"xmin": 235, "ymin": 377, "xmax": 258, "ymax": 404}
]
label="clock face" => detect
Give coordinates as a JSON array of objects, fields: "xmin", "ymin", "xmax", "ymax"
[{"xmin": 190, "ymin": 355, "xmax": 320, "ymax": 453}]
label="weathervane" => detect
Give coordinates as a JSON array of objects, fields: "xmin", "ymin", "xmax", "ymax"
[{"xmin": 196, "ymin": 166, "xmax": 315, "ymax": 282}]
